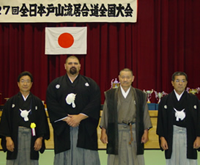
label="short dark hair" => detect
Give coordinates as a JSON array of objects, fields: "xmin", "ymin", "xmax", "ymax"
[
  {"xmin": 172, "ymin": 71, "xmax": 188, "ymax": 81},
  {"xmin": 17, "ymin": 71, "xmax": 33, "ymax": 82},
  {"xmin": 65, "ymin": 56, "xmax": 80, "ymax": 64},
  {"xmin": 119, "ymin": 68, "xmax": 133, "ymax": 76}
]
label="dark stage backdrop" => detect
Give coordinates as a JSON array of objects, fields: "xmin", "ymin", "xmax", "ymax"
[{"xmin": 0, "ymin": 0, "xmax": 200, "ymax": 104}]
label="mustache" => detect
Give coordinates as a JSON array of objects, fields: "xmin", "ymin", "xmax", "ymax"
[
  {"xmin": 70, "ymin": 66, "xmax": 76, "ymax": 69},
  {"xmin": 70, "ymin": 67, "xmax": 77, "ymax": 75}
]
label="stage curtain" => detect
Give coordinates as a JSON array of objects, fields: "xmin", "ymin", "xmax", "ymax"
[{"xmin": 0, "ymin": 0, "xmax": 200, "ymax": 104}]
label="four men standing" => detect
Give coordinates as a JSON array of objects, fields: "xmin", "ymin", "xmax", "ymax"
[{"xmin": 0, "ymin": 58, "xmax": 200, "ymax": 165}]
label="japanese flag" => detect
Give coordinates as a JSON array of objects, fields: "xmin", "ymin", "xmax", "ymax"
[{"xmin": 45, "ymin": 27, "xmax": 87, "ymax": 55}]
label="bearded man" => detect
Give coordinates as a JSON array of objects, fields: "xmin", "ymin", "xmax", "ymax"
[{"xmin": 46, "ymin": 56, "xmax": 101, "ymax": 165}]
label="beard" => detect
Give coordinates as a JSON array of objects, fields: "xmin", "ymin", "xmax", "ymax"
[{"xmin": 70, "ymin": 67, "xmax": 77, "ymax": 75}]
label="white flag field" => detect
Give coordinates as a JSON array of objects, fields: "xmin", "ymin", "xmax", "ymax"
[{"xmin": 45, "ymin": 27, "xmax": 87, "ymax": 55}]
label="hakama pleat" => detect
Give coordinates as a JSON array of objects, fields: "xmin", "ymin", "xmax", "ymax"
[
  {"xmin": 166, "ymin": 125, "xmax": 197, "ymax": 165},
  {"xmin": 108, "ymin": 124, "xmax": 145, "ymax": 165},
  {"xmin": 7, "ymin": 127, "xmax": 38, "ymax": 165},
  {"xmin": 54, "ymin": 126, "xmax": 100, "ymax": 165}
]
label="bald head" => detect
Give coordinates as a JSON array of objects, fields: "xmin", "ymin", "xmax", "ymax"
[{"xmin": 65, "ymin": 56, "xmax": 80, "ymax": 64}]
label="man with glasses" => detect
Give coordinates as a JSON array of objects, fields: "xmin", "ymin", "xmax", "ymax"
[
  {"xmin": 157, "ymin": 71, "xmax": 200, "ymax": 165},
  {"xmin": 0, "ymin": 71, "xmax": 50, "ymax": 165}
]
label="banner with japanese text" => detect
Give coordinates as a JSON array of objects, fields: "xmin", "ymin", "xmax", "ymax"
[{"xmin": 0, "ymin": 0, "xmax": 137, "ymax": 23}]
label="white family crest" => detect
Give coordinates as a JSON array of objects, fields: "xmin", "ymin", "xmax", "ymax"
[
  {"xmin": 85, "ymin": 82, "xmax": 89, "ymax": 87},
  {"xmin": 66, "ymin": 93, "xmax": 76, "ymax": 108},
  {"xmin": 55, "ymin": 84, "xmax": 60, "ymax": 89},
  {"xmin": 174, "ymin": 108, "xmax": 186, "ymax": 121},
  {"xmin": 19, "ymin": 109, "xmax": 31, "ymax": 121}
]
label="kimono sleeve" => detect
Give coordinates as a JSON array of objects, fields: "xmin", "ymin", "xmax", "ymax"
[
  {"xmin": 156, "ymin": 97, "xmax": 166, "ymax": 137},
  {"xmin": 0, "ymin": 101, "xmax": 12, "ymax": 152},
  {"xmin": 0, "ymin": 101, "xmax": 12, "ymax": 137},
  {"xmin": 100, "ymin": 100, "xmax": 108, "ymax": 129},
  {"xmin": 46, "ymin": 80, "xmax": 68, "ymax": 123},
  {"xmin": 35, "ymin": 99, "xmax": 50, "ymax": 140},
  {"xmin": 80, "ymin": 79, "xmax": 101, "ymax": 121}
]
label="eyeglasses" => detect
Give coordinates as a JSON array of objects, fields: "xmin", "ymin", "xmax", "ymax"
[
  {"xmin": 175, "ymin": 79, "xmax": 186, "ymax": 83},
  {"xmin": 20, "ymin": 80, "xmax": 31, "ymax": 83}
]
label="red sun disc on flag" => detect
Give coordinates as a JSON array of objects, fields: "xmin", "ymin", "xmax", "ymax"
[{"xmin": 58, "ymin": 33, "xmax": 74, "ymax": 48}]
